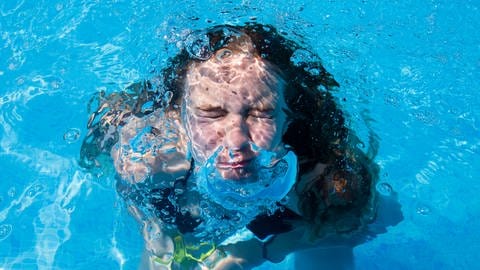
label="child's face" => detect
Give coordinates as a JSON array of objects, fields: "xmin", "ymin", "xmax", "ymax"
[{"xmin": 183, "ymin": 50, "xmax": 289, "ymax": 180}]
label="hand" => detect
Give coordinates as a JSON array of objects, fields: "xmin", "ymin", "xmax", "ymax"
[
  {"xmin": 200, "ymin": 249, "xmax": 247, "ymax": 270},
  {"xmin": 217, "ymin": 238, "xmax": 265, "ymax": 270},
  {"xmin": 212, "ymin": 257, "xmax": 244, "ymax": 270}
]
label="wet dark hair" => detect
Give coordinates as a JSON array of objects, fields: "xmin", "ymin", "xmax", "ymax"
[
  {"xmin": 80, "ymin": 22, "xmax": 378, "ymax": 237},
  {"xmin": 161, "ymin": 24, "xmax": 344, "ymax": 167}
]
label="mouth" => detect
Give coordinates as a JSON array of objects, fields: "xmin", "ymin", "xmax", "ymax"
[
  {"xmin": 214, "ymin": 157, "xmax": 257, "ymax": 181},
  {"xmin": 216, "ymin": 158, "xmax": 253, "ymax": 170}
]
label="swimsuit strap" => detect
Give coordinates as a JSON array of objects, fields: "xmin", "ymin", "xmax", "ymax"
[{"xmin": 151, "ymin": 234, "xmax": 218, "ymax": 267}]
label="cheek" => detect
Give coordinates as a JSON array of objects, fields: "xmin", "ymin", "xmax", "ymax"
[
  {"xmin": 248, "ymin": 119, "xmax": 282, "ymax": 149},
  {"xmin": 188, "ymin": 118, "xmax": 225, "ymax": 152}
]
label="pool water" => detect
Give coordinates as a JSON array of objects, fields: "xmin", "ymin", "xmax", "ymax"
[{"xmin": 1, "ymin": 0, "xmax": 479, "ymax": 269}]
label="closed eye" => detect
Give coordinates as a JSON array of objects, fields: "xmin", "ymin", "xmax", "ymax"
[
  {"xmin": 195, "ymin": 107, "xmax": 227, "ymax": 119},
  {"xmin": 249, "ymin": 109, "xmax": 275, "ymax": 119}
]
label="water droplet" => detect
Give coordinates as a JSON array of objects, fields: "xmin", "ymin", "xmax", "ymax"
[
  {"xmin": 63, "ymin": 128, "xmax": 81, "ymax": 144},
  {"xmin": 0, "ymin": 224, "xmax": 13, "ymax": 241},
  {"xmin": 416, "ymin": 205, "xmax": 431, "ymax": 216},
  {"xmin": 376, "ymin": 182, "xmax": 393, "ymax": 196}
]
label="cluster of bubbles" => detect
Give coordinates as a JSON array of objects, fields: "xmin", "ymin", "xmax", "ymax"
[
  {"xmin": 416, "ymin": 205, "xmax": 431, "ymax": 216},
  {"xmin": 189, "ymin": 145, "xmax": 298, "ymax": 242}
]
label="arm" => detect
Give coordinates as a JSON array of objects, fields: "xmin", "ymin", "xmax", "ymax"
[
  {"xmin": 111, "ymin": 110, "xmax": 195, "ymax": 269},
  {"xmin": 216, "ymin": 225, "xmax": 310, "ymax": 269},
  {"xmin": 111, "ymin": 109, "xmax": 190, "ymax": 184},
  {"xmin": 215, "ymin": 223, "xmax": 357, "ymax": 270}
]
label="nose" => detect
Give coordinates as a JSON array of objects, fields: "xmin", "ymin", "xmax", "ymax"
[{"xmin": 224, "ymin": 115, "xmax": 250, "ymax": 151}]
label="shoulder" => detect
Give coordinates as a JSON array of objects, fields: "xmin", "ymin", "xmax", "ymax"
[{"xmin": 290, "ymin": 158, "xmax": 377, "ymax": 238}]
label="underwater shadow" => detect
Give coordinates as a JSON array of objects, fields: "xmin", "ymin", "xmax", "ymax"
[{"xmin": 292, "ymin": 192, "xmax": 404, "ymax": 270}]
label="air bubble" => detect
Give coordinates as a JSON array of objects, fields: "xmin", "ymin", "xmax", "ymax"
[
  {"xmin": 162, "ymin": 91, "xmax": 173, "ymax": 107},
  {"xmin": 216, "ymin": 48, "xmax": 233, "ymax": 60},
  {"xmin": 305, "ymin": 67, "xmax": 320, "ymax": 76},
  {"xmin": 0, "ymin": 224, "xmax": 13, "ymax": 241},
  {"xmin": 7, "ymin": 187, "xmax": 15, "ymax": 197},
  {"xmin": 376, "ymin": 182, "xmax": 393, "ymax": 196},
  {"xmin": 416, "ymin": 205, "xmax": 431, "ymax": 216},
  {"xmin": 141, "ymin": 101, "xmax": 154, "ymax": 113},
  {"xmin": 185, "ymin": 33, "xmax": 212, "ymax": 60},
  {"xmin": 232, "ymin": 213, "xmax": 241, "ymax": 222},
  {"xmin": 51, "ymin": 80, "xmax": 62, "ymax": 89},
  {"xmin": 63, "ymin": 128, "xmax": 81, "ymax": 144},
  {"xmin": 16, "ymin": 77, "xmax": 25, "ymax": 85},
  {"xmin": 290, "ymin": 49, "xmax": 313, "ymax": 67},
  {"xmin": 26, "ymin": 183, "xmax": 44, "ymax": 197}
]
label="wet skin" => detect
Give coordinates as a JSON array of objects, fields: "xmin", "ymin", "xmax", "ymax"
[{"xmin": 183, "ymin": 50, "xmax": 290, "ymax": 180}]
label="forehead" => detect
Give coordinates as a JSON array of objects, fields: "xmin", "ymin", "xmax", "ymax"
[{"xmin": 184, "ymin": 54, "xmax": 285, "ymax": 106}]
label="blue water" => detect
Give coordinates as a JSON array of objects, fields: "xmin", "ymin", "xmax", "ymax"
[{"xmin": 1, "ymin": 0, "xmax": 479, "ymax": 269}]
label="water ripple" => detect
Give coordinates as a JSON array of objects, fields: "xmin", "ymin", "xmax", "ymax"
[
  {"xmin": 0, "ymin": 223, "xmax": 13, "ymax": 241},
  {"xmin": 0, "ymin": 0, "xmax": 25, "ymax": 17}
]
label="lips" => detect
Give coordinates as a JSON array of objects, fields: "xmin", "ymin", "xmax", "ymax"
[{"xmin": 216, "ymin": 158, "xmax": 253, "ymax": 169}]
